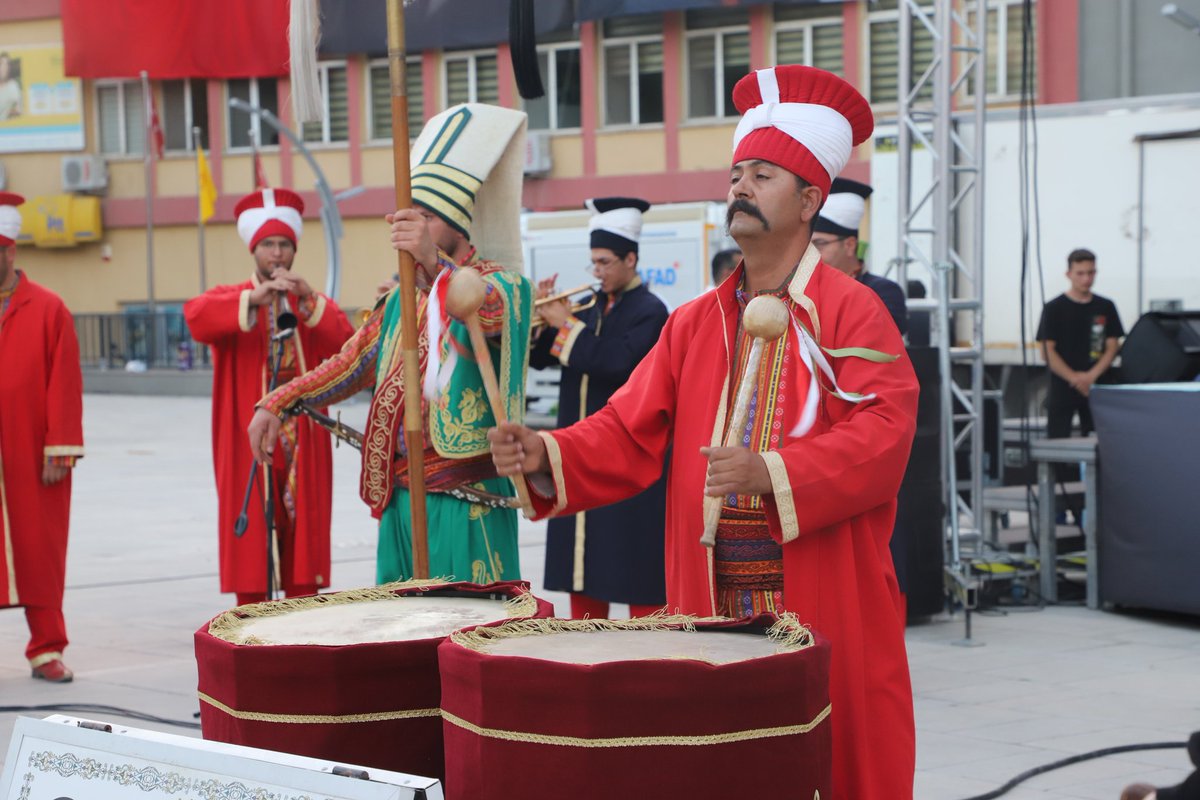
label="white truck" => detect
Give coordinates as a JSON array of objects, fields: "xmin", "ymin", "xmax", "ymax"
[{"xmin": 520, "ymin": 201, "xmax": 735, "ymax": 416}]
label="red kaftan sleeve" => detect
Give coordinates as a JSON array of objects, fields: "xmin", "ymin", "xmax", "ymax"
[
  {"xmin": 184, "ymin": 284, "xmax": 252, "ymax": 344},
  {"xmin": 761, "ymin": 299, "xmax": 919, "ymax": 543},
  {"xmin": 528, "ymin": 311, "xmax": 681, "ymax": 519},
  {"xmin": 44, "ymin": 300, "xmax": 85, "ymax": 460}
]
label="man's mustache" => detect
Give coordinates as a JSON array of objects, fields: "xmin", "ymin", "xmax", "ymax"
[{"xmin": 726, "ymin": 200, "xmax": 769, "ymax": 231}]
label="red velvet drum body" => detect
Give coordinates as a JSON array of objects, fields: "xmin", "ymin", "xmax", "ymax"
[
  {"xmin": 438, "ymin": 614, "xmax": 832, "ymax": 800},
  {"xmin": 195, "ymin": 580, "xmax": 552, "ymax": 781}
]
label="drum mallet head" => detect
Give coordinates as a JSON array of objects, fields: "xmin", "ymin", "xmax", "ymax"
[
  {"xmin": 445, "ymin": 269, "xmax": 489, "ymax": 318},
  {"xmin": 743, "ymin": 294, "xmax": 791, "ymax": 342}
]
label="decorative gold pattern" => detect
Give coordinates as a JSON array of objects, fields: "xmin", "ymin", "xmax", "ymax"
[
  {"xmin": 199, "ymin": 691, "xmax": 442, "ymax": 724},
  {"xmin": 761, "ymin": 450, "xmax": 799, "ymax": 543},
  {"xmin": 539, "ymin": 431, "xmax": 569, "ymax": 515},
  {"xmin": 441, "ymin": 703, "xmax": 831, "ymax": 748}
]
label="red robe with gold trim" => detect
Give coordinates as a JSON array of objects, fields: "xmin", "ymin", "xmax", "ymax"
[
  {"xmin": 185, "ymin": 278, "xmax": 353, "ymax": 594},
  {"xmin": 528, "ymin": 246, "xmax": 919, "ymax": 800},
  {"xmin": 0, "ymin": 273, "xmax": 84, "ymax": 611}
]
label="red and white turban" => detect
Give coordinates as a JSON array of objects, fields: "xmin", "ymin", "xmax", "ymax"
[
  {"xmin": 731, "ymin": 66, "xmax": 874, "ymax": 201},
  {"xmin": 234, "ymin": 188, "xmax": 305, "ymax": 252},
  {"xmin": 0, "ymin": 191, "xmax": 24, "ymax": 247}
]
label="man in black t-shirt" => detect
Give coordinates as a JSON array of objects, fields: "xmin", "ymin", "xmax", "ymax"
[{"xmin": 1036, "ymin": 248, "xmax": 1124, "ymax": 441}]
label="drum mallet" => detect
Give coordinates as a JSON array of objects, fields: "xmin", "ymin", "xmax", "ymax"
[
  {"xmin": 700, "ymin": 294, "xmax": 791, "ymax": 547},
  {"xmin": 445, "ymin": 269, "xmax": 535, "ymax": 517}
]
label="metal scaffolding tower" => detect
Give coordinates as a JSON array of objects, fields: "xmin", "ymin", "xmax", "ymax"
[{"xmin": 895, "ymin": 0, "xmax": 988, "ymax": 636}]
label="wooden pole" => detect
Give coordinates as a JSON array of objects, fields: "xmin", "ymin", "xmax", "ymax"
[
  {"xmin": 700, "ymin": 295, "xmax": 790, "ymax": 548},
  {"xmin": 385, "ymin": 1, "xmax": 429, "ymax": 579}
]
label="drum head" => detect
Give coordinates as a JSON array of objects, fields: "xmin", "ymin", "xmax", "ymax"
[
  {"xmin": 218, "ymin": 595, "xmax": 512, "ymax": 646},
  {"xmin": 483, "ymin": 628, "xmax": 782, "ymax": 665}
]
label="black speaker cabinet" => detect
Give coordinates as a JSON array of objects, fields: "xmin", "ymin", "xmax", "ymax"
[
  {"xmin": 1121, "ymin": 311, "xmax": 1200, "ymax": 383},
  {"xmin": 894, "ymin": 347, "xmax": 945, "ymax": 621}
]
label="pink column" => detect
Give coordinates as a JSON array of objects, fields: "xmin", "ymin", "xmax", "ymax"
[
  {"xmin": 346, "ymin": 56, "xmax": 364, "ymax": 187},
  {"xmin": 277, "ymin": 76, "xmax": 293, "ymax": 188},
  {"xmin": 749, "ymin": 5, "xmax": 769, "ymax": 70},
  {"xmin": 579, "ymin": 21, "xmax": 598, "ymax": 176},
  {"xmin": 663, "ymin": 12, "xmax": 682, "ymax": 173},
  {"xmin": 1038, "ymin": 0, "xmax": 1079, "ymax": 104}
]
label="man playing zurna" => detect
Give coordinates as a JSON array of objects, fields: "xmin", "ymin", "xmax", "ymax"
[
  {"xmin": 489, "ymin": 66, "xmax": 919, "ymax": 799},
  {"xmin": 185, "ymin": 188, "xmax": 355, "ymax": 606},
  {"xmin": 530, "ymin": 197, "xmax": 669, "ymax": 619},
  {"xmin": 248, "ymin": 104, "xmax": 533, "ymax": 586}
]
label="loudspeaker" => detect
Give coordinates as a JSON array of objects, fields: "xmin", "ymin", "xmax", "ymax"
[
  {"xmin": 894, "ymin": 347, "xmax": 945, "ymax": 621},
  {"xmin": 1121, "ymin": 311, "xmax": 1200, "ymax": 383}
]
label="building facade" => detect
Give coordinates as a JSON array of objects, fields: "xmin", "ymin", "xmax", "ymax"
[{"xmin": 1, "ymin": 0, "xmax": 1195, "ymax": 330}]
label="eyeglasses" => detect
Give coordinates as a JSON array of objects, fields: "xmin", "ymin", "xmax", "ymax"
[
  {"xmin": 589, "ymin": 256, "xmax": 619, "ymax": 273},
  {"xmin": 810, "ymin": 237, "xmax": 846, "ymax": 250}
]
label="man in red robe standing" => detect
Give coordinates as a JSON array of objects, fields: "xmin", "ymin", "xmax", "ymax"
[
  {"xmin": 185, "ymin": 189, "xmax": 353, "ymax": 606},
  {"xmin": 490, "ymin": 66, "xmax": 919, "ymax": 800},
  {"xmin": 0, "ymin": 192, "xmax": 84, "ymax": 683}
]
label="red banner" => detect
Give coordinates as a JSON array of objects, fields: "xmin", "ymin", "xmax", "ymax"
[{"xmin": 62, "ymin": 0, "xmax": 290, "ymax": 79}]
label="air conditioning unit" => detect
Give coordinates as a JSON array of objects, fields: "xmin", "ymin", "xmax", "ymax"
[
  {"xmin": 62, "ymin": 154, "xmax": 109, "ymax": 194},
  {"xmin": 524, "ymin": 131, "xmax": 552, "ymax": 177}
]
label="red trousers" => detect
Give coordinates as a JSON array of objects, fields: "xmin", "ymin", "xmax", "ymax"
[
  {"xmin": 569, "ymin": 593, "xmax": 664, "ymax": 620},
  {"xmin": 24, "ymin": 605, "xmax": 68, "ymax": 662}
]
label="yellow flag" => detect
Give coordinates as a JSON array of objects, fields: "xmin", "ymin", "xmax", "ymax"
[{"xmin": 196, "ymin": 145, "xmax": 217, "ymax": 224}]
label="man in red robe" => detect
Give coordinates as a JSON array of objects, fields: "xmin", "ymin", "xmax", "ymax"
[
  {"xmin": 185, "ymin": 188, "xmax": 353, "ymax": 605},
  {"xmin": 0, "ymin": 192, "xmax": 84, "ymax": 683},
  {"xmin": 490, "ymin": 66, "xmax": 918, "ymax": 800}
]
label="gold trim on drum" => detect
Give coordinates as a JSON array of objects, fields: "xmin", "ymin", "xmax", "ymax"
[
  {"xmin": 441, "ymin": 703, "xmax": 831, "ymax": 748},
  {"xmin": 448, "ymin": 613, "xmax": 816, "ymax": 654},
  {"xmin": 198, "ymin": 692, "xmax": 442, "ymax": 724}
]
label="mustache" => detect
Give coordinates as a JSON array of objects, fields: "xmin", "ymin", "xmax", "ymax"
[{"xmin": 726, "ymin": 199, "xmax": 769, "ymax": 231}]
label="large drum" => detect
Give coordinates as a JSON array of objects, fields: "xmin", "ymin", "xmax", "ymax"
[
  {"xmin": 195, "ymin": 580, "xmax": 553, "ymax": 781},
  {"xmin": 438, "ymin": 613, "xmax": 832, "ymax": 799}
]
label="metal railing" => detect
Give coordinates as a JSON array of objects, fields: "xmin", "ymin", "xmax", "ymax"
[{"xmin": 74, "ymin": 311, "xmax": 211, "ymax": 371}]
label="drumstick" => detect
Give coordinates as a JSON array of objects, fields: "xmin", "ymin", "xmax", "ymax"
[
  {"xmin": 701, "ymin": 294, "xmax": 791, "ymax": 548},
  {"xmin": 445, "ymin": 269, "xmax": 535, "ymax": 518}
]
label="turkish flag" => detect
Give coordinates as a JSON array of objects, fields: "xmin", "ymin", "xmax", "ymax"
[{"xmin": 62, "ymin": 0, "xmax": 290, "ymax": 80}]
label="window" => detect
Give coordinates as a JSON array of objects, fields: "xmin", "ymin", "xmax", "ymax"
[
  {"xmin": 685, "ymin": 9, "xmax": 750, "ymax": 120},
  {"xmin": 602, "ymin": 15, "xmax": 664, "ymax": 126},
  {"xmin": 526, "ymin": 43, "xmax": 582, "ymax": 130},
  {"xmin": 773, "ymin": 5, "xmax": 844, "ymax": 77},
  {"xmin": 227, "ymin": 77, "xmax": 279, "ymax": 150},
  {"xmin": 301, "ymin": 62, "xmax": 349, "ymax": 144},
  {"xmin": 162, "ymin": 79, "xmax": 209, "ymax": 152},
  {"xmin": 868, "ymin": 0, "xmax": 935, "ymax": 105},
  {"xmin": 368, "ymin": 58, "xmax": 423, "ymax": 140},
  {"xmin": 443, "ymin": 51, "xmax": 499, "ymax": 107},
  {"xmin": 96, "ymin": 80, "xmax": 145, "ymax": 156},
  {"xmin": 965, "ymin": 0, "xmax": 1037, "ymax": 99}
]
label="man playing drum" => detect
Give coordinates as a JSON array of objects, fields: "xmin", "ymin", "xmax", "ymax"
[
  {"xmin": 489, "ymin": 66, "xmax": 919, "ymax": 800},
  {"xmin": 248, "ymin": 104, "xmax": 533, "ymax": 586}
]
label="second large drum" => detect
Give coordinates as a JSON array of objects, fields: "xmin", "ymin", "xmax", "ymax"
[{"xmin": 438, "ymin": 613, "xmax": 832, "ymax": 799}]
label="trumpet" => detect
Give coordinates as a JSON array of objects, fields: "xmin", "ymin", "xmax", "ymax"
[{"xmin": 531, "ymin": 283, "xmax": 600, "ymax": 330}]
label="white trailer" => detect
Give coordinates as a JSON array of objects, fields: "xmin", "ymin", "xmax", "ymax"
[{"xmin": 869, "ymin": 93, "xmax": 1200, "ymax": 366}]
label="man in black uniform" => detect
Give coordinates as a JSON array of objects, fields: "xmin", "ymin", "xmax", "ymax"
[
  {"xmin": 530, "ymin": 197, "xmax": 669, "ymax": 619},
  {"xmin": 812, "ymin": 177, "xmax": 908, "ymax": 336},
  {"xmin": 1036, "ymin": 248, "xmax": 1124, "ymax": 441}
]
